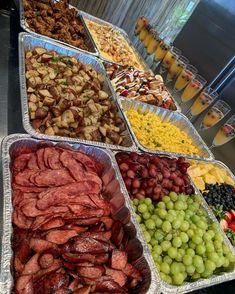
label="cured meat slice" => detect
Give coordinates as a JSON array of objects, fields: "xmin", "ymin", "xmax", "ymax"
[
  {"xmin": 15, "ymin": 275, "xmax": 33, "ymax": 294},
  {"xmin": 62, "ymin": 253, "xmax": 95, "ymax": 264},
  {"xmin": 40, "ymin": 217, "xmax": 65, "ymax": 231},
  {"xmin": 100, "ymin": 216, "xmax": 113, "ymax": 230},
  {"xmin": 13, "ymin": 192, "xmax": 38, "ymax": 208},
  {"xmin": 80, "ymin": 231, "xmax": 111, "ymax": 242},
  {"xmin": 27, "ymin": 153, "xmax": 39, "ymax": 170},
  {"xmin": 12, "ymin": 153, "xmax": 32, "ymax": 174},
  {"xmin": 12, "ymin": 183, "xmax": 46, "ymax": 193},
  {"xmin": 111, "ymin": 249, "xmax": 127, "ymax": 270},
  {"xmin": 44, "ymin": 147, "xmax": 62, "ymax": 170},
  {"xmin": 22, "ymin": 253, "xmax": 40, "ymax": 275},
  {"xmin": 29, "ymin": 238, "xmax": 56, "ymax": 253},
  {"xmin": 14, "ymin": 169, "xmax": 37, "ymax": 187},
  {"xmin": 94, "ymin": 278, "xmax": 127, "ymax": 293},
  {"xmin": 122, "ymin": 263, "xmax": 142, "ymax": 281},
  {"xmin": 13, "ymin": 210, "xmax": 33, "ymax": 229},
  {"xmin": 34, "ymin": 272, "xmax": 69, "ymax": 294},
  {"xmin": 66, "ymin": 217, "xmax": 100, "ymax": 226},
  {"xmin": 46, "ymin": 229, "xmax": 78, "ymax": 244},
  {"xmin": 68, "ymin": 205, "xmax": 104, "ymax": 218},
  {"xmin": 36, "ymin": 148, "xmax": 46, "ymax": 170},
  {"xmin": 33, "ymin": 259, "xmax": 62, "ymax": 282},
  {"xmin": 89, "ymin": 194, "xmax": 110, "ymax": 216},
  {"xmin": 36, "ymin": 182, "xmax": 101, "ymax": 210},
  {"xmin": 61, "ymin": 225, "xmax": 87, "ymax": 234},
  {"xmin": 77, "ymin": 265, "xmax": 105, "ymax": 279},
  {"xmin": 32, "ymin": 168, "xmax": 75, "ymax": 187},
  {"xmin": 60, "ymin": 151, "xmax": 102, "ymax": 188},
  {"xmin": 105, "ymin": 267, "xmax": 127, "ymax": 287},
  {"xmin": 39, "ymin": 253, "xmax": 54, "ymax": 269},
  {"xmin": 73, "ymin": 286, "xmax": 90, "ymax": 294},
  {"xmin": 73, "ymin": 237, "xmax": 113, "ymax": 254},
  {"xmin": 111, "ymin": 221, "xmax": 124, "ymax": 248}
]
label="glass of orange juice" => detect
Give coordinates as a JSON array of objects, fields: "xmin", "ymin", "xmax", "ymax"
[
  {"xmin": 200, "ymin": 100, "xmax": 231, "ymax": 130},
  {"xmin": 135, "ymin": 16, "xmax": 148, "ymax": 36},
  {"xmin": 189, "ymin": 87, "xmax": 218, "ymax": 119},
  {"xmin": 154, "ymin": 40, "xmax": 170, "ymax": 64},
  {"xmin": 211, "ymin": 115, "xmax": 235, "ymax": 148},
  {"xmin": 180, "ymin": 74, "xmax": 207, "ymax": 103},
  {"xmin": 174, "ymin": 64, "xmax": 197, "ymax": 92},
  {"xmin": 139, "ymin": 21, "xmax": 149, "ymax": 42},
  {"xmin": 146, "ymin": 31, "xmax": 161, "ymax": 55},
  {"xmin": 143, "ymin": 25, "xmax": 153, "ymax": 48},
  {"xmin": 166, "ymin": 56, "xmax": 189, "ymax": 83},
  {"xmin": 159, "ymin": 46, "xmax": 181, "ymax": 74}
]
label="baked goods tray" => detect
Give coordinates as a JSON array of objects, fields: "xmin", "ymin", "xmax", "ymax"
[
  {"xmin": 0, "ymin": 133, "xmax": 160, "ymax": 294},
  {"xmin": 78, "ymin": 10, "xmax": 150, "ymax": 72},
  {"xmin": 119, "ymin": 98, "xmax": 214, "ymax": 160},
  {"xmin": 19, "ymin": 32, "xmax": 137, "ymax": 152},
  {"xmin": 109, "ymin": 150, "xmax": 235, "ymax": 293},
  {"xmin": 19, "ymin": 0, "xmax": 99, "ymax": 56}
]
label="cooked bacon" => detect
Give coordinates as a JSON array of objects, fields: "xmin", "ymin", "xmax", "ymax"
[
  {"xmin": 73, "ymin": 237, "xmax": 113, "ymax": 254},
  {"xmin": 105, "ymin": 267, "xmax": 127, "ymax": 287},
  {"xmin": 46, "ymin": 229, "xmax": 78, "ymax": 244},
  {"xmin": 77, "ymin": 265, "xmax": 105, "ymax": 279},
  {"xmin": 40, "ymin": 218, "xmax": 65, "ymax": 231},
  {"xmin": 111, "ymin": 249, "xmax": 127, "ymax": 270}
]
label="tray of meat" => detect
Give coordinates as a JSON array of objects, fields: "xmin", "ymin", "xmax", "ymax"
[
  {"xmin": 79, "ymin": 11, "xmax": 150, "ymax": 71},
  {"xmin": 19, "ymin": 32, "xmax": 137, "ymax": 151},
  {"xmin": 0, "ymin": 134, "xmax": 160, "ymax": 294},
  {"xmin": 20, "ymin": 0, "xmax": 98, "ymax": 56}
]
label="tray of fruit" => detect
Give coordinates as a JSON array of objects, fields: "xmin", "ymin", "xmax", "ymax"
[
  {"xmin": 120, "ymin": 98, "xmax": 214, "ymax": 160},
  {"xmin": 79, "ymin": 11, "xmax": 149, "ymax": 71},
  {"xmin": 187, "ymin": 160, "xmax": 235, "ymax": 247},
  {"xmin": 112, "ymin": 151, "xmax": 235, "ymax": 293}
]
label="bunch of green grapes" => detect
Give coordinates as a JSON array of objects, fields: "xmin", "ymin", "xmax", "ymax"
[{"xmin": 132, "ymin": 192, "xmax": 235, "ymax": 286}]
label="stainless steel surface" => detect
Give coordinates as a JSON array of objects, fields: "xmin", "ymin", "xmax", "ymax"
[
  {"xmin": 79, "ymin": 10, "xmax": 150, "ymax": 71},
  {"xmin": 0, "ymin": 133, "xmax": 159, "ymax": 294},
  {"xmin": 19, "ymin": 32, "xmax": 137, "ymax": 151},
  {"xmin": 120, "ymin": 98, "xmax": 214, "ymax": 160},
  {"xmin": 19, "ymin": 0, "xmax": 99, "ymax": 56},
  {"xmin": 110, "ymin": 150, "xmax": 235, "ymax": 294}
]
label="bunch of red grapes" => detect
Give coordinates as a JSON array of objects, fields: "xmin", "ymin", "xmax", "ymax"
[{"xmin": 116, "ymin": 152, "xmax": 194, "ymax": 201}]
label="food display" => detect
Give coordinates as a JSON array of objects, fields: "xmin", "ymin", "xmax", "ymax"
[
  {"xmin": 132, "ymin": 194, "xmax": 235, "ymax": 286},
  {"xmin": 11, "ymin": 144, "xmax": 143, "ymax": 293},
  {"xmin": 84, "ymin": 19, "xmax": 144, "ymax": 69},
  {"xmin": 111, "ymin": 67, "xmax": 177, "ymax": 111},
  {"xmin": 188, "ymin": 161, "xmax": 235, "ymax": 246},
  {"xmin": 126, "ymin": 109, "xmax": 200, "ymax": 156},
  {"xmin": 116, "ymin": 152, "xmax": 194, "ymax": 201},
  {"xmin": 25, "ymin": 47, "xmax": 127, "ymax": 145},
  {"xmin": 23, "ymin": 0, "xmax": 93, "ymax": 52}
]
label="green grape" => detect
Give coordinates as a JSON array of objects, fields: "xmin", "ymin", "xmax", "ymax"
[
  {"xmin": 194, "ymin": 194, "xmax": 202, "ymax": 203},
  {"xmin": 154, "ymin": 230, "xmax": 164, "ymax": 242},
  {"xmin": 172, "ymin": 219, "xmax": 181, "ymax": 230},
  {"xmin": 135, "ymin": 214, "xmax": 141, "ymax": 223},
  {"xmin": 162, "ymin": 196, "xmax": 171, "ymax": 203},
  {"xmin": 208, "ymin": 252, "xmax": 219, "ymax": 264},
  {"xmin": 223, "ymin": 257, "xmax": 229, "ymax": 267},
  {"xmin": 196, "ymin": 244, "xmax": 206, "ymax": 255},
  {"xmin": 166, "ymin": 201, "xmax": 174, "ymax": 210},
  {"xmin": 187, "ymin": 229, "xmax": 194, "ymax": 238},
  {"xmin": 144, "ymin": 231, "xmax": 151, "ymax": 243},
  {"xmin": 161, "ymin": 240, "xmax": 171, "ymax": 252},
  {"xmin": 162, "ymin": 221, "xmax": 172, "ymax": 233},
  {"xmin": 133, "ymin": 206, "xmax": 137, "ymax": 212},
  {"xmin": 180, "ymin": 221, "xmax": 189, "ymax": 232},
  {"xmin": 157, "ymin": 208, "xmax": 167, "ymax": 219},
  {"xmin": 195, "ymin": 263, "xmax": 205, "ymax": 274},
  {"xmin": 165, "ymin": 233, "xmax": 173, "ymax": 241},
  {"xmin": 151, "ymin": 215, "xmax": 159, "ymax": 221},
  {"xmin": 189, "ymin": 241, "xmax": 196, "ymax": 249},
  {"xmin": 214, "ymin": 232, "xmax": 223, "ymax": 243},
  {"xmin": 203, "ymin": 233, "xmax": 212, "ymax": 242},
  {"xmin": 157, "ymin": 202, "xmax": 166, "ymax": 209},
  {"xmin": 155, "ymin": 218, "xmax": 163, "ymax": 228},
  {"xmin": 138, "ymin": 203, "xmax": 148, "ymax": 213},
  {"xmin": 201, "ymin": 269, "xmax": 213, "ymax": 278},
  {"xmin": 223, "ymin": 244, "xmax": 231, "ymax": 254},
  {"xmin": 152, "ymin": 251, "xmax": 159, "ymax": 262},
  {"xmin": 164, "ymin": 256, "xmax": 173, "ymax": 265},
  {"xmin": 175, "ymin": 252, "xmax": 183, "ymax": 262},
  {"xmin": 191, "ymin": 215, "xmax": 200, "ymax": 223},
  {"xmin": 148, "ymin": 244, "xmax": 152, "ymax": 251},
  {"xmin": 162, "ymin": 274, "xmax": 172, "ymax": 284},
  {"xmin": 186, "ymin": 264, "xmax": 195, "ymax": 275},
  {"xmin": 197, "ymin": 220, "xmax": 208, "ymax": 230},
  {"xmin": 193, "ymin": 255, "xmax": 203, "ymax": 268},
  {"xmin": 144, "ymin": 198, "xmax": 152, "ymax": 205},
  {"xmin": 166, "ymin": 214, "xmax": 175, "ymax": 223},
  {"xmin": 178, "ymin": 248, "xmax": 185, "ymax": 257},
  {"xmin": 149, "ymin": 230, "xmax": 154, "ymax": 237},
  {"xmin": 153, "ymin": 245, "xmax": 162, "ymax": 255},
  {"xmin": 155, "ymin": 262, "xmax": 161, "ymax": 271},
  {"xmin": 172, "ymin": 237, "xmax": 182, "ymax": 248},
  {"xmin": 160, "ymin": 262, "xmax": 170, "ymax": 274},
  {"xmin": 150, "ymin": 239, "xmax": 158, "ymax": 247},
  {"xmin": 207, "ymin": 230, "xmax": 215, "ymax": 239},
  {"xmin": 214, "ymin": 240, "xmax": 222, "ymax": 250},
  {"xmin": 190, "ymin": 224, "xmax": 197, "ymax": 230},
  {"xmin": 145, "ymin": 219, "xmax": 156, "ymax": 230},
  {"xmin": 148, "ymin": 204, "xmax": 154, "ymax": 212},
  {"xmin": 196, "ymin": 229, "xmax": 204, "ymax": 237},
  {"xmin": 133, "ymin": 199, "xmax": 139, "ymax": 206},
  {"xmin": 169, "ymin": 191, "xmax": 178, "ymax": 201},
  {"xmin": 170, "ymin": 262, "xmax": 181, "ymax": 275},
  {"xmin": 183, "ymin": 254, "xmax": 192, "ymax": 266},
  {"xmin": 172, "ymin": 273, "xmax": 185, "ymax": 285},
  {"xmin": 167, "ymin": 247, "xmax": 178, "ymax": 259},
  {"xmin": 187, "ymin": 197, "xmax": 194, "ymax": 204},
  {"xmin": 211, "ymin": 222, "xmax": 219, "ymax": 231},
  {"xmin": 159, "ymin": 272, "xmax": 167, "ymax": 281},
  {"xmin": 192, "ymin": 272, "xmax": 200, "ymax": 280},
  {"xmin": 142, "ymin": 212, "xmax": 151, "ymax": 220},
  {"xmin": 186, "ymin": 248, "xmax": 195, "ymax": 257},
  {"xmin": 180, "ymin": 232, "xmax": 189, "ymax": 243},
  {"xmin": 139, "ymin": 223, "xmax": 146, "ymax": 231},
  {"xmin": 205, "ymin": 242, "xmax": 215, "ymax": 253},
  {"xmin": 156, "ymin": 256, "xmax": 163, "ymax": 264},
  {"xmin": 226, "ymin": 252, "xmax": 235, "ymax": 263},
  {"xmin": 174, "ymin": 201, "xmax": 185, "ymax": 210},
  {"xmin": 192, "ymin": 235, "xmax": 202, "ymax": 245},
  {"xmin": 168, "ymin": 209, "xmax": 177, "ymax": 217}
]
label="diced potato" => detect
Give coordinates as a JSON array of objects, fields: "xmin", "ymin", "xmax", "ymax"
[{"xmin": 203, "ymin": 174, "xmax": 217, "ymax": 185}]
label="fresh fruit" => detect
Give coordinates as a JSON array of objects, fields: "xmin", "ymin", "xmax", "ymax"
[
  {"xmin": 225, "ymin": 212, "xmax": 232, "ymax": 224},
  {"xmin": 132, "ymin": 194, "xmax": 234, "ymax": 286},
  {"xmin": 116, "ymin": 152, "xmax": 193, "ymax": 201},
  {"xmin": 229, "ymin": 222, "xmax": 235, "ymax": 232},
  {"xmin": 220, "ymin": 219, "xmax": 228, "ymax": 231}
]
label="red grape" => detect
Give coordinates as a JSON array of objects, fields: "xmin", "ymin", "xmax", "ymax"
[
  {"xmin": 132, "ymin": 178, "xmax": 140, "ymax": 188},
  {"xmin": 119, "ymin": 163, "xmax": 129, "ymax": 172},
  {"xmin": 174, "ymin": 177, "xmax": 184, "ymax": 186},
  {"xmin": 127, "ymin": 170, "xmax": 135, "ymax": 178},
  {"xmin": 124, "ymin": 178, "xmax": 132, "ymax": 189},
  {"xmin": 129, "ymin": 152, "xmax": 138, "ymax": 161}
]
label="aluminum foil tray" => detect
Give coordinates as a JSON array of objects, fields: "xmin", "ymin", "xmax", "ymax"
[
  {"xmin": 19, "ymin": 0, "xmax": 99, "ymax": 56},
  {"xmin": 120, "ymin": 98, "xmax": 214, "ymax": 160},
  {"xmin": 79, "ymin": 11, "xmax": 150, "ymax": 71},
  {"xmin": 110, "ymin": 150, "xmax": 235, "ymax": 293},
  {"xmin": 19, "ymin": 32, "xmax": 137, "ymax": 152},
  {"xmin": 0, "ymin": 134, "xmax": 160, "ymax": 294}
]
